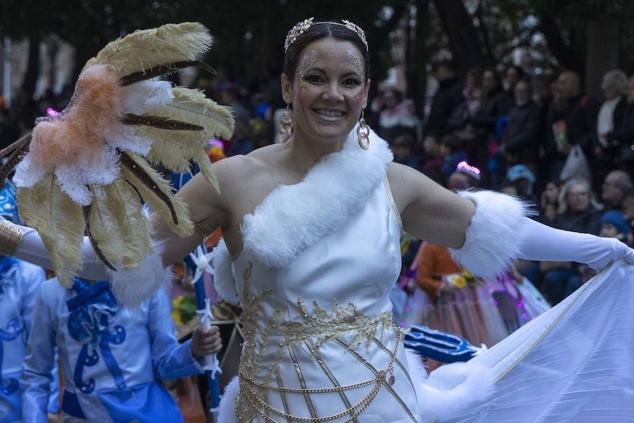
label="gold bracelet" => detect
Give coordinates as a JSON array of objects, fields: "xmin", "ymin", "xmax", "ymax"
[{"xmin": 0, "ymin": 220, "xmax": 23, "ymax": 256}]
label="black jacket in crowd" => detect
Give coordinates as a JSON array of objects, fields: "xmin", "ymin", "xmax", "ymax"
[
  {"xmin": 554, "ymin": 206, "xmax": 602, "ymax": 235},
  {"xmin": 501, "ymin": 100, "xmax": 543, "ymax": 164},
  {"xmin": 470, "ymin": 89, "xmax": 513, "ymax": 135},
  {"xmin": 546, "ymin": 94, "xmax": 600, "ymax": 156},
  {"xmin": 426, "ymin": 77, "xmax": 464, "ymax": 138},
  {"xmin": 607, "ymin": 101, "xmax": 634, "ymax": 147}
]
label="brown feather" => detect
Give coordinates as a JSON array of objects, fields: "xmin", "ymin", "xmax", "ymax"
[
  {"xmin": 82, "ymin": 205, "xmax": 117, "ymax": 271},
  {"xmin": 0, "ymin": 133, "xmax": 31, "ymax": 161},
  {"xmin": 119, "ymin": 152, "xmax": 178, "ymax": 224},
  {"xmin": 120, "ymin": 113, "xmax": 203, "ymax": 131},
  {"xmin": 0, "ymin": 142, "xmax": 29, "ymax": 187},
  {"xmin": 119, "ymin": 60, "xmax": 216, "ymax": 86}
]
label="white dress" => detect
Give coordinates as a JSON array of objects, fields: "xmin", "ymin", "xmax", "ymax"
[
  {"xmin": 214, "ymin": 127, "xmax": 634, "ymax": 422},
  {"xmin": 231, "ymin": 178, "xmax": 418, "ymax": 422},
  {"xmin": 216, "ymin": 128, "xmax": 421, "ymax": 422}
]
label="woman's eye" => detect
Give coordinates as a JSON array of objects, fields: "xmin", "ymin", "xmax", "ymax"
[
  {"xmin": 343, "ymin": 78, "xmax": 361, "ymax": 88},
  {"xmin": 302, "ymin": 74, "xmax": 323, "ymax": 84}
]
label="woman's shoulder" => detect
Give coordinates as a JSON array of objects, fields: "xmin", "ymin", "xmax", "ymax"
[{"xmin": 212, "ymin": 144, "xmax": 283, "ymax": 187}]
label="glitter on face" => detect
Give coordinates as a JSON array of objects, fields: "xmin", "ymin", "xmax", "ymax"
[{"xmin": 345, "ymin": 49, "xmax": 364, "ymax": 78}]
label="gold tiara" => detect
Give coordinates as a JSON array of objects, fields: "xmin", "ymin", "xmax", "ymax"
[{"xmin": 284, "ymin": 18, "xmax": 368, "ymax": 53}]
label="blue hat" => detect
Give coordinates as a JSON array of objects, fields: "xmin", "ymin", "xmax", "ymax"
[
  {"xmin": 600, "ymin": 210, "xmax": 629, "ymax": 238},
  {"xmin": 506, "ymin": 164, "xmax": 535, "ymax": 183}
]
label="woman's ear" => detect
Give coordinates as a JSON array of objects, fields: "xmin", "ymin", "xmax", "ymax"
[
  {"xmin": 362, "ymin": 79, "xmax": 371, "ymax": 109},
  {"xmin": 281, "ymin": 73, "xmax": 293, "ymax": 105}
]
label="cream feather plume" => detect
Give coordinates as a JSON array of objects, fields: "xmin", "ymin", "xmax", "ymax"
[
  {"xmin": 4, "ymin": 22, "xmax": 234, "ymax": 298},
  {"xmin": 17, "ymin": 176, "xmax": 86, "ymax": 287},
  {"xmin": 85, "ymin": 22, "xmax": 213, "ymax": 78}
]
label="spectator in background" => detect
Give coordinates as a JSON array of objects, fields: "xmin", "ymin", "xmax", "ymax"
[
  {"xmin": 471, "ymin": 68, "xmax": 512, "ymax": 138},
  {"xmin": 601, "ymin": 170, "xmax": 633, "ymax": 210},
  {"xmin": 421, "ymin": 135, "xmax": 444, "ymax": 183},
  {"xmin": 440, "ymin": 133, "xmax": 468, "ymax": 182},
  {"xmin": 555, "ymin": 178, "xmax": 603, "ymax": 235},
  {"xmin": 220, "ymin": 83, "xmax": 251, "ymax": 132},
  {"xmin": 447, "ymin": 161, "xmax": 481, "ymax": 190},
  {"xmin": 425, "ymin": 60, "xmax": 464, "ymax": 138},
  {"xmin": 538, "ymin": 180, "xmax": 561, "ymax": 226},
  {"xmin": 606, "ymin": 74, "xmax": 634, "ymax": 170},
  {"xmin": 500, "ymin": 78, "xmax": 542, "ymax": 170},
  {"xmin": 503, "ymin": 65, "xmax": 525, "ymax": 98},
  {"xmin": 540, "ymin": 178, "xmax": 602, "ymax": 304},
  {"xmin": 595, "ymin": 70, "xmax": 629, "ymax": 180},
  {"xmin": 599, "ymin": 210, "xmax": 630, "ymax": 243},
  {"xmin": 390, "ymin": 129, "xmax": 421, "ymax": 170},
  {"xmin": 375, "ymin": 83, "xmax": 419, "ymax": 142},
  {"xmin": 446, "ymin": 67, "xmax": 481, "ymax": 134},
  {"xmin": 506, "ymin": 164, "xmax": 537, "ymax": 203},
  {"xmin": 546, "ymin": 71, "xmax": 600, "ymax": 180}
]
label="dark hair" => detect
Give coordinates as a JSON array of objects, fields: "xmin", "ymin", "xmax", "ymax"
[
  {"xmin": 514, "ymin": 77, "xmax": 533, "ymax": 94},
  {"xmin": 283, "ymin": 22, "xmax": 370, "ymax": 82},
  {"xmin": 440, "ymin": 133, "xmax": 464, "ymax": 152},
  {"xmin": 482, "ymin": 67, "xmax": 502, "ymax": 87}
]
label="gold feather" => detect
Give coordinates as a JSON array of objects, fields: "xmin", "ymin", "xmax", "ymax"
[
  {"xmin": 17, "ymin": 175, "xmax": 85, "ymax": 287},
  {"xmin": 120, "ymin": 153, "xmax": 193, "ymax": 237},
  {"xmin": 102, "ymin": 180, "xmax": 151, "ymax": 267},
  {"xmin": 141, "ymin": 87, "xmax": 233, "ymax": 190},
  {"xmin": 83, "ymin": 181, "xmax": 151, "ymax": 269},
  {"xmin": 84, "ymin": 22, "xmax": 212, "ymax": 78}
]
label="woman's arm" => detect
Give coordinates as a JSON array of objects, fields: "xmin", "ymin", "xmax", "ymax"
[
  {"xmin": 388, "ymin": 163, "xmax": 633, "ymax": 280},
  {"xmin": 387, "ymin": 162, "xmax": 475, "ymax": 248}
]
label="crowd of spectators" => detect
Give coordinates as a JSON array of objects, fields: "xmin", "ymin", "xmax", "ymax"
[
  {"xmin": 1, "ymin": 60, "xmax": 632, "ymax": 306},
  {"xmin": 371, "ymin": 60, "xmax": 633, "ymax": 305}
]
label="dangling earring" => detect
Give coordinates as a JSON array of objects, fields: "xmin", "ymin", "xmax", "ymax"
[
  {"xmin": 279, "ymin": 103, "xmax": 293, "ymax": 141},
  {"xmin": 357, "ymin": 109, "xmax": 370, "ymax": 150}
]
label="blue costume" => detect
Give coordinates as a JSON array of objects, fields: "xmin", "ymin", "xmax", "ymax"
[
  {"xmin": 0, "ymin": 256, "xmax": 46, "ymax": 422},
  {"xmin": 0, "ymin": 180, "xmax": 49, "ymax": 422},
  {"xmin": 21, "ymin": 278, "xmax": 203, "ymax": 422}
]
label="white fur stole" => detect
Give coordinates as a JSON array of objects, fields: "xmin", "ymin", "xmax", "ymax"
[{"xmin": 241, "ymin": 127, "xmax": 393, "ymax": 268}]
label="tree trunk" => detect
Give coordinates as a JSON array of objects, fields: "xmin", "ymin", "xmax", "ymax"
[
  {"xmin": 538, "ymin": 15, "xmax": 583, "ymax": 74},
  {"xmin": 21, "ymin": 29, "xmax": 40, "ymax": 102},
  {"xmin": 431, "ymin": 0, "xmax": 491, "ymax": 75},
  {"xmin": 409, "ymin": 0, "xmax": 430, "ymax": 118},
  {"xmin": 585, "ymin": 15, "xmax": 619, "ymax": 99}
]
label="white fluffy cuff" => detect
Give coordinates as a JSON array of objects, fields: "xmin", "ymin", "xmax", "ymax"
[
  {"xmin": 449, "ymin": 190, "xmax": 532, "ymax": 280},
  {"xmin": 108, "ymin": 241, "xmax": 172, "ymax": 307}
]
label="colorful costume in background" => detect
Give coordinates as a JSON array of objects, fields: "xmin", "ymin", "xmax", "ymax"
[
  {"xmin": 21, "ymin": 278, "xmax": 203, "ymax": 422},
  {"xmin": 0, "ymin": 256, "xmax": 46, "ymax": 422},
  {"xmin": 416, "ymin": 243, "xmax": 509, "ymax": 348},
  {"xmin": 0, "ymin": 182, "xmax": 52, "ymax": 422}
]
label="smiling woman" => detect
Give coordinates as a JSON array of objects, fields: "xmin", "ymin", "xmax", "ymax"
[
  {"xmin": 3, "ymin": 18, "xmax": 634, "ymax": 423},
  {"xmin": 281, "ymin": 21, "xmax": 370, "ymax": 148}
]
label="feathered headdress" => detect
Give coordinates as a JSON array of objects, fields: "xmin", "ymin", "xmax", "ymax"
[{"xmin": 0, "ymin": 22, "xmax": 234, "ymax": 287}]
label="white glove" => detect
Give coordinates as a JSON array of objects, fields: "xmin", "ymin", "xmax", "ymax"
[
  {"xmin": 516, "ymin": 217, "xmax": 634, "ymax": 271},
  {"xmin": 8, "ymin": 219, "xmax": 110, "ymax": 280}
]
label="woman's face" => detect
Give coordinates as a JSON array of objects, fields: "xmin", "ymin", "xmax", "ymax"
[
  {"xmin": 281, "ymin": 38, "xmax": 369, "ymax": 145},
  {"xmin": 566, "ymin": 183, "xmax": 590, "ymax": 212},
  {"xmin": 543, "ymin": 182, "xmax": 559, "ymax": 203},
  {"xmin": 482, "ymin": 70, "xmax": 497, "ymax": 93}
]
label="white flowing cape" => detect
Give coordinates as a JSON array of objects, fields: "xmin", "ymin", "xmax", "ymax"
[{"xmin": 434, "ymin": 260, "xmax": 634, "ymax": 422}]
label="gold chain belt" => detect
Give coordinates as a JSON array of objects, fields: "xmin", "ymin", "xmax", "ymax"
[{"xmin": 239, "ymin": 330, "xmax": 402, "ymax": 423}]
